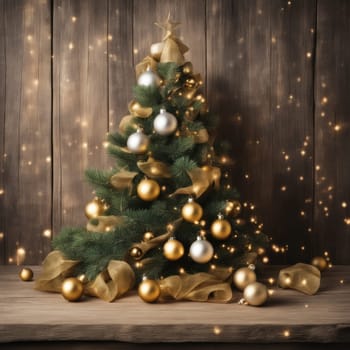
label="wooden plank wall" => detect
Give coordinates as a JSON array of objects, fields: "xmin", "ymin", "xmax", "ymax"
[{"xmin": 0, "ymin": 0, "xmax": 349, "ymax": 265}]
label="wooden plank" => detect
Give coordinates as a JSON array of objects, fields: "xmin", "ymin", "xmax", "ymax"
[
  {"xmin": 52, "ymin": 0, "xmax": 109, "ymax": 235},
  {"xmin": 0, "ymin": 265, "xmax": 349, "ymax": 343},
  {"xmin": 108, "ymin": 0, "xmax": 134, "ymax": 129},
  {"xmin": 207, "ymin": 0, "xmax": 316, "ymax": 263},
  {"xmin": 133, "ymin": 0, "xmax": 206, "ymax": 79},
  {"xmin": 2, "ymin": 0, "xmax": 52, "ymax": 265},
  {"xmin": 0, "ymin": 0, "xmax": 5, "ymax": 264},
  {"xmin": 314, "ymin": 0, "xmax": 350, "ymax": 264}
]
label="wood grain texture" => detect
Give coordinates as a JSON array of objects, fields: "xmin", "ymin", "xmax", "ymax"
[
  {"xmin": 0, "ymin": 265, "xmax": 349, "ymax": 343},
  {"xmin": 314, "ymin": 0, "xmax": 350, "ymax": 264},
  {"xmin": 1, "ymin": 0, "xmax": 52, "ymax": 264},
  {"xmin": 207, "ymin": 0, "xmax": 316, "ymax": 263},
  {"xmin": 133, "ymin": 0, "xmax": 206, "ymax": 78},
  {"xmin": 53, "ymin": 0, "xmax": 109, "ymax": 235},
  {"xmin": 108, "ymin": 0, "xmax": 134, "ymax": 130}
]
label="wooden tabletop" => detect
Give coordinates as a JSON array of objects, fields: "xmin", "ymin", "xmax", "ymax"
[{"xmin": 0, "ymin": 266, "xmax": 349, "ymax": 344}]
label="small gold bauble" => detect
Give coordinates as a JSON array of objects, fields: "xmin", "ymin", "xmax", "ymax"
[
  {"xmin": 137, "ymin": 179, "xmax": 160, "ymax": 201},
  {"xmin": 130, "ymin": 247, "xmax": 143, "ymax": 260},
  {"xmin": 243, "ymin": 282, "xmax": 268, "ymax": 306},
  {"xmin": 19, "ymin": 267, "xmax": 33, "ymax": 281},
  {"xmin": 163, "ymin": 239, "xmax": 185, "ymax": 261},
  {"xmin": 311, "ymin": 256, "xmax": 328, "ymax": 271},
  {"xmin": 181, "ymin": 201, "xmax": 203, "ymax": 223},
  {"xmin": 225, "ymin": 200, "xmax": 242, "ymax": 217},
  {"xmin": 61, "ymin": 277, "xmax": 84, "ymax": 302},
  {"xmin": 233, "ymin": 267, "xmax": 257, "ymax": 291},
  {"xmin": 210, "ymin": 218, "xmax": 232, "ymax": 240},
  {"xmin": 85, "ymin": 198, "xmax": 105, "ymax": 219},
  {"xmin": 138, "ymin": 279, "xmax": 161, "ymax": 303},
  {"xmin": 143, "ymin": 231, "xmax": 155, "ymax": 241},
  {"xmin": 182, "ymin": 62, "xmax": 193, "ymax": 74}
]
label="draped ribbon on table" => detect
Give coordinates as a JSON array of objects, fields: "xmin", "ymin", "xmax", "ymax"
[{"xmin": 35, "ymin": 251, "xmax": 234, "ymax": 303}]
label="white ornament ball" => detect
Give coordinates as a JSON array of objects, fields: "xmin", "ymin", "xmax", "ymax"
[
  {"xmin": 127, "ymin": 130, "xmax": 149, "ymax": 154},
  {"xmin": 153, "ymin": 109, "xmax": 178, "ymax": 136},
  {"xmin": 150, "ymin": 42, "xmax": 165, "ymax": 60},
  {"xmin": 189, "ymin": 237, "xmax": 214, "ymax": 264},
  {"xmin": 137, "ymin": 68, "xmax": 160, "ymax": 87}
]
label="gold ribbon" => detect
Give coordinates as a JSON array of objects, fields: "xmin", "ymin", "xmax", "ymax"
[
  {"xmin": 159, "ymin": 273, "xmax": 233, "ymax": 303},
  {"xmin": 135, "ymin": 56, "xmax": 158, "ymax": 79},
  {"xmin": 128, "ymin": 100, "xmax": 153, "ymax": 118},
  {"xmin": 119, "ymin": 115, "xmax": 135, "ymax": 134},
  {"xmin": 34, "ymin": 251, "xmax": 79, "ymax": 292},
  {"xmin": 86, "ymin": 215, "xmax": 124, "ymax": 233},
  {"xmin": 137, "ymin": 157, "xmax": 171, "ymax": 178},
  {"xmin": 160, "ymin": 37, "xmax": 185, "ymax": 65},
  {"xmin": 110, "ymin": 170, "xmax": 137, "ymax": 190},
  {"xmin": 278, "ymin": 263, "xmax": 321, "ymax": 295},
  {"xmin": 85, "ymin": 260, "xmax": 135, "ymax": 302},
  {"xmin": 171, "ymin": 166, "xmax": 221, "ymax": 198},
  {"xmin": 191, "ymin": 129, "xmax": 209, "ymax": 144}
]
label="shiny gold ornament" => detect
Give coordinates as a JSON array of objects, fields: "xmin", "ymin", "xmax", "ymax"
[
  {"xmin": 225, "ymin": 200, "xmax": 242, "ymax": 217},
  {"xmin": 278, "ymin": 263, "xmax": 321, "ymax": 295},
  {"xmin": 233, "ymin": 267, "xmax": 256, "ymax": 291},
  {"xmin": 181, "ymin": 199, "xmax": 203, "ymax": 223},
  {"xmin": 128, "ymin": 100, "xmax": 152, "ymax": 118},
  {"xmin": 85, "ymin": 198, "xmax": 105, "ymax": 219},
  {"xmin": 61, "ymin": 277, "xmax": 84, "ymax": 302},
  {"xmin": 137, "ymin": 179, "xmax": 160, "ymax": 201},
  {"xmin": 311, "ymin": 256, "xmax": 328, "ymax": 271},
  {"xmin": 243, "ymin": 282, "xmax": 268, "ymax": 306},
  {"xmin": 138, "ymin": 279, "xmax": 161, "ymax": 303},
  {"xmin": 163, "ymin": 239, "xmax": 185, "ymax": 261},
  {"xmin": 19, "ymin": 267, "xmax": 34, "ymax": 281},
  {"xmin": 129, "ymin": 247, "xmax": 143, "ymax": 260},
  {"xmin": 182, "ymin": 62, "xmax": 193, "ymax": 74},
  {"xmin": 210, "ymin": 216, "xmax": 232, "ymax": 240},
  {"xmin": 143, "ymin": 231, "xmax": 155, "ymax": 241}
]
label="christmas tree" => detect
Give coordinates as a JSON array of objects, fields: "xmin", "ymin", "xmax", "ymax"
[{"xmin": 38, "ymin": 16, "xmax": 269, "ymax": 303}]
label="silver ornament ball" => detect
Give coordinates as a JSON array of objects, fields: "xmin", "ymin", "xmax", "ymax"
[
  {"xmin": 137, "ymin": 68, "xmax": 160, "ymax": 87},
  {"xmin": 153, "ymin": 109, "xmax": 178, "ymax": 136},
  {"xmin": 189, "ymin": 237, "xmax": 214, "ymax": 264},
  {"xmin": 127, "ymin": 130, "xmax": 149, "ymax": 154}
]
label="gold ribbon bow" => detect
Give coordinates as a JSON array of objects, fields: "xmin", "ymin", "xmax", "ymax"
[
  {"xmin": 86, "ymin": 215, "xmax": 124, "ymax": 233},
  {"xmin": 159, "ymin": 273, "xmax": 233, "ymax": 303},
  {"xmin": 172, "ymin": 166, "xmax": 221, "ymax": 198},
  {"xmin": 110, "ymin": 170, "xmax": 137, "ymax": 190},
  {"xmin": 137, "ymin": 157, "xmax": 171, "ymax": 178}
]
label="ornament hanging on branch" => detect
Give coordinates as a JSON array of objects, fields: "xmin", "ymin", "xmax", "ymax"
[
  {"xmin": 163, "ymin": 237, "xmax": 185, "ymax": 261},
  {"xmin": 153, "ymin": 108, "xmax": 178, "ymax": 136},
  {"xmin": 137, "ymin": 66, "xmax": 161, "ymax": 87},
  {"xmin": 181, "ymin": 198, "xmax": 203, "ymax": 223},
  {"xmin": 127, "ymin": 129, "xmax": 149, "ymax": 154},
  {"xmin": 210, "ymin": 213, "xmax": 232, "ymax": 240},
  {"xmin": 85, "ymin": 197, "xmax": 106, "ymax": 219},
  {"xmin": 189, "ymin": 236, "xmax": 214, "ymax": 264},
  {"xmin": 137, "ymin": 178, "xmax": 160, "ymax": 201}
]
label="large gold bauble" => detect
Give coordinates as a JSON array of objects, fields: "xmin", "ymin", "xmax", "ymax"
[
  {"xmin": 138, "ymin": 279, "xmax": 161, "ymax": 303},
  {"xmin": 311, "ymin": 256, "xmax": 328, "ymax": 271},
  {"xmin": 137, "ymin": 179, "xmax": 160, "ymax": 201},
  {"xmin": 163, "ymin": 239, "xmax": 185, "ymax": 261},
  {"xmin": 143, "ymin": 231, "xmax": 155, "ymax": 241},
  {"xmin": 19, "ymin": 267, "xmax": 33, "ymax": 281},
  {"xmin": 61, "ymin": 277, "xmax": 84, "ymax": 302},
  {"xmin": 233, "ymin": 267, "xmax": 257, "ymax": 291},
  {"xmin": 181, "ymin": 201, "xmax": 203, "ymax": 223},
  {"xmin": 85, "ymin": 198, "xmax": 105, "ymax": 219},
  {"xmin": 210, "ymin": 218, "xmax": 232, "ymax": 240},
  {"xmin": 243, "ymin": 282, "xmax": 268, "ymax": 306}
]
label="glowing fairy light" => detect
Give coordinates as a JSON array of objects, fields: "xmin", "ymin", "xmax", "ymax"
[
  {"xmin": 321, "ymin": 97, "xmax": 328, "ymax": 104},
  {"xmin": 68, "ymin": 42, "xmax": 74, "ymax": 50},
  {"xmin": 213, "ymin": 326, "xmax": 222, "ymax": 335},
  {"xmin": 71, "ymin": 16, "xmax": 77, "ymax": 22},
  {"xmin": 16, "ymin": 247, "xmax": 26, "ymax": 265},
  {"xmin": 43, "ymin": 229, "xmax": 52, "ymax": 238},
  {"xmin": 300, "ymin": 150, "xmax": 306, "ymax": 156},
  {"xmin": 46, "ymin": 156, "xmax": 51, "ymax": 163},
  {"xmin": 283, "ymin": 330, "xmax": 290, "ymax": 337},
  {"xmin": 315, "ymin": 165, "xmax": 321, "ymax": 171},
  {"xmin": 0, "ymin": 232, "xmax": 4, "ymax": 240},
  {"xmin": 341, "ymin": 202, "xmax": 347, "ymax": 208},
  {"xmin": 281, "ymin": 186, "xmax": 287, "ymax": 192},
  {"xmin": 306, "ymin": 52, "xmax": 312, "ymax": 58},
  {"xmin": 344, "ymin": 218, "xmax": 350, "ymax": 225},
  {"xmin": 334, "ymin": 124, "xmax": 341, "ymax": 132}
]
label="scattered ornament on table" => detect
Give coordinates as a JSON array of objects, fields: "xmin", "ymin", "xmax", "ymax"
[
  {"xmin": 311, "ymin": 256, "xmax": 328, "ymax": 272},
  {"xmin": 61, "ymin": 277, "xmax": 84, "ymax": 302},
  {"xmin": 138, "ymin": 278, "xmax": 161, "ymax": 303},
  {"xmin": 233, "ymin": 266, "xmax": 257, "ymax": 291},
  {"xmin": 19, "ymin": 267, "xmax": 34, "ymax": 282},
  {"xmin": 243, "ymin": 282, "xmax": 268, "ymax": 306}
]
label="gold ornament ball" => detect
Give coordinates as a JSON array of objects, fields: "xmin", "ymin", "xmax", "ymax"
[
  {"xmin": 137, "ymin": 179, "xmax": 160, "ymax": 201},
  {"xmin": 19, "ymin": 267, "xmax": 34, "ymax": 281},
  {"xmin": 210, "ymin": 218, "xmax": 232, "ymax": 240},
  {"xmin": 61, "ymin": 277, "xmax": 84, "ymax": 302},
  {"xmin": 233, "ymin": 267, "xmax": 257, "ymax": 291},
  {"xmin": 138, "ymin": 279, "xmax": 161, "ymax": 303},
  {"xmin": 311, "ymin": 256, "xmax": 328, "ymax": 271},
  {"xmin": 163, "ymin": 239, "xmax": 185, "ymax": 261},
  {"xmin": 85, "ymin": 198, "xmax": 105, "ymax": 219},
  {"xmin": 130, "ymin": 247, "xmax": 143, "ymax": 260},
  {"xmin": 182, "ymin": 62, "xmax": 193, "ymax": 74},
  {"xmin": 243, "ymin": 282, "xmax": 268, "ymax": 306},
  {"xmin": 143, "ymin": 231, "xmax": 155, "ymax": 241},
  {"xmin": 181, "ymin": 201, "xmax": 203, "ymax": 223}
]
